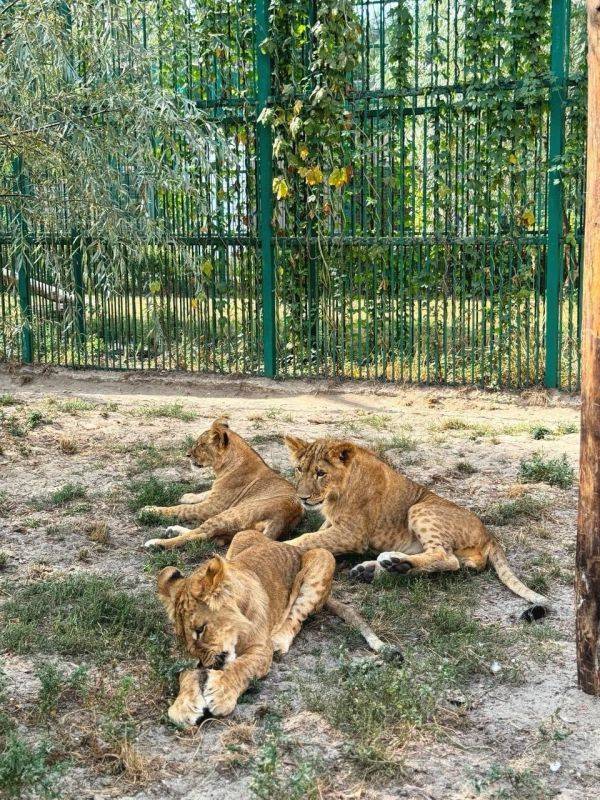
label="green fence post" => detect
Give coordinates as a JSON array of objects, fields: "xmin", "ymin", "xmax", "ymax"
[
  {"xmin": 256, "ymin": 0, "xmax": 276, "ymax": 377},
  {"xmin": 12, "ymin": 156, "xmax": 32, "ymax": 364},
  {"xmin": 545, "ymin": 0, "xmax": 568, "ymax": 388},
  {"xmin": 72, "ymin": 230, "xmax": 85, "ymax": 341}
]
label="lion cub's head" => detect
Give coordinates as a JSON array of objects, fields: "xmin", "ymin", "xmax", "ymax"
[
  {"xmin": 186, "ymin": 420, "xmax": 231, "ymax": 471},
  {"xmin": 157, "ymin": 558, "xmax": 252, "ymax": 668},
  {"xmin": 284, "ymin": 436, "xmax": 356, "ymax": 508}
]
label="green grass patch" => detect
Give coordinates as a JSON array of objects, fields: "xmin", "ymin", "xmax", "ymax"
[
  {"xmin": 133, "ymin": 403, "xmax": 197, "ymax": 422},
  {"xmin": 125, "ymin": 442, "xmax": 182, "ymax": 475},
  {"xmin": 555, "ymin": 422, "xmax": 578, "ymax": 435},
  {"xmin": 53, "ymin": 398, "xmax": 96, "ymax": 414},
  {"xmin": 3, "ymin": 416, "xmax": 25, "ymax": 437},
  {"xmin": 249, "ymin": 433, "xmax": 282, "ymax": 446},
  {"xmin": 35, "ymin": 663, "xmax": 89, "ymax": 721},
  {"xmin": 0, "ymin": 574, "xmax": 169, "ymax": 662},
  {"xmin": 53, "ymin": 483, "xmax": 87, "ymax": 506},
  {"xmin": 373, "ymin": 433, "xmax": 416, "ymax": 457},
  {"xmin": 25, "ymin": 410, "xmax": 45, "ymax": 430},
  {"xmin": 128, "ymin": 475, "xmax": 193, "ymax": 512},
  {"xmin": 482, "ymin": 495, "xmax": 547, "ymax": 527},
  {"xmin": 0, "ymin": 394, "xmax": 19, "ymax": 407},
  {"xmin": 472, "ymin": 764, "xmax": 551, "ymax": 799},
  {"xmin": 433, "ymin": 418, "xmax": 493, "ymax": 437},
  {"xmin": 31, "ymin": 483, "xmax": 88, "ymax": 511},
  {"xmin": 530, "ymin": 426, "xmax": 551, "ymax": 440},
  {"xmin": 144, "ymin": 538, "xmax": 218, "ymax": 574},
  {"xmin": 250, "ymin": 718, "xmax": 323, "ymax": 800},
  {"xmin": 0, "ymin": 734, "xmax": 64, "ymax": 799},
  {"xmin": 303, "ymin": 571, "xmax": 517, "ymax": 771},
  {"xmin": 518, "ymin": 453, "xmax": 574, "ymax": 489}
]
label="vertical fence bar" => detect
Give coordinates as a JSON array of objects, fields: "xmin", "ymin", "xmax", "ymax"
[
  {"xmin": 12, "ymin": 156, "xmax": 32, "ymax": 364},
  {"xmin": 545, "ymin": 0, "xmax": 569, "ymax": 388},
  {"xmin": 256, "ymin": 0, "xmax": 276, "ymax": 377},
  {"xmin": 72, "ymin": 230, "xmax": 85, "ymax": 341}
]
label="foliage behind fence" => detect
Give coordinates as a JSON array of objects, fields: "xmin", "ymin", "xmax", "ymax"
[{"xmin": 0, "ymin": 0, "xmax": 587, "ymax": 389}]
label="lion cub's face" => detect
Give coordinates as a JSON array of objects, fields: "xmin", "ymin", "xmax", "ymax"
[
  {"xmin": 284, "ymin": 436, "xmax": 355, "ymax": 508},
  {"xmin": 186, "ymin": 420, "xmax": 230, "ymax": 470},
  {"xmin": 157, "ymin": 560, "xmax": 245, "ymax": 668}
]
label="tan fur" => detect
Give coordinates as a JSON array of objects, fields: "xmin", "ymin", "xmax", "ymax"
[
  {"xmin": 158, "ymin": 530, "xmax": 394, "ymax": 724},
  {"xmin": 284, "ymin": 436, "xmax": 550, "ymax": 610},
  {"xmin": 143, "ymin": 421, "xmax": 303, "ymax": 550}
]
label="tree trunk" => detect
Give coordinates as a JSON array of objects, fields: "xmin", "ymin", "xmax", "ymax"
[{"xmin": 576, "ymin": 1, "xmax": 600, "ymax": 696}]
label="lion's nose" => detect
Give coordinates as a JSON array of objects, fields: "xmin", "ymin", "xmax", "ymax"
[{"xmin": 213, "ymin": 652, "xmax": 227, "ymax": 669}]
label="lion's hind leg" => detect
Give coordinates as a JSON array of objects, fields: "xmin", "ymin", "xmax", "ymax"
[
  {"xmin": 456, "ymin": 546, "xmax": 487, "ymax": 571},
  {"xmin": 271, "ymin": 549, "xmax": 336, "ymax": 656},
  {"xmin": 378, "ymin": 504, "xmax": 460, "ymax": 576}
]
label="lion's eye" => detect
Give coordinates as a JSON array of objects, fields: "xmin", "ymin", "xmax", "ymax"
[
  {"xmin": 195, "ymin": 624, "xmax": 206, "ymax": 638},
  {"xmin": 316, "ymin": 469, "xmax": 325, "ymax": 478},
  {"xmin": 296, "ymin": 466, "xmax": 302, "ymax": 474}
]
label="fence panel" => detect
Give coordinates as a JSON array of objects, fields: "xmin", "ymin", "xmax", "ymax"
[{"xmin": 0, "ymin": 0, "xmax": 587, "ymax": 388}]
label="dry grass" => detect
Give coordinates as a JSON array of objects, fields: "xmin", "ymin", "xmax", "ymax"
[
  {"xmin": 87, "ymin": 522, "xmax": 110, "ymax": 545},
  {"xmin": 59, "ymin": 436, "xmax": 78, "ymax": 455},
  {"xmin": 114, "ymin": 740, "xmax": 157, "ymax": 784}
]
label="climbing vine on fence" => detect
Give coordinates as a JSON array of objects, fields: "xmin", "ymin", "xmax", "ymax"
[{"xmin": 259, "ymin": 0, "xmax": 362, "ymax": 229}]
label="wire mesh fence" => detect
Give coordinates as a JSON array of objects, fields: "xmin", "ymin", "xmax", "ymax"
[{"xmin": 0, "ymin": 0, "xmax": 587, "ymax": 389}]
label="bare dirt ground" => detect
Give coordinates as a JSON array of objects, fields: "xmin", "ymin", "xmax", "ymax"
[{"xmin": 0, "ymin": 365, "xmax": 597, "ymax": 800}]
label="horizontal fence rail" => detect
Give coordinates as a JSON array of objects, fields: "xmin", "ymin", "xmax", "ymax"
[{"xmin": 0, "ymin": 0, "xmax": 587, "ymax": 389}]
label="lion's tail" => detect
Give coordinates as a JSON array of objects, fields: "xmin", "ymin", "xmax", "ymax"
[
  {"xmin": 324, "ymin": 598, "xmax": 403, "ymax": 662},
  {"xmin": 487, "ymin": 540, "xmax": 551, "ymax": 610}
]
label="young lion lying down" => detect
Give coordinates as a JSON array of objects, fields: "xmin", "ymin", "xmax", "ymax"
[
  {"xmin": 143, "ymin": 420, "xmax": 303, "ymax": 550},
  {"xmin": 284, "ymin": 436, "xmax": 550, "ymax": 618},
  {"xmin": 158, "ymin": 530, "xmax": 399, "ymax": 725}
]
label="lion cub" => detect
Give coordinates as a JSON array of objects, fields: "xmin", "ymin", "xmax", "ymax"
[
  {"xmin": 284, "ymin": 436, "xmax": 550, "ymax": 615},
  {"xmin": 143, "ymin": 420, "xmax": 303, "ymax": 550},
  {"xmin": 159, "ymin": 530, "xmax": 398, "ymax": 725}
]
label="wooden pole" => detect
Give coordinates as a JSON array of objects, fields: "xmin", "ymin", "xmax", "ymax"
[{"xmin": 576, "ymin": 1, "xmax": 600, "ymax": 696}]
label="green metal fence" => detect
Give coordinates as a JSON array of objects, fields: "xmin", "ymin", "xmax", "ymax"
[{"xmin": 0, "ymin": 0, "xmax": 587, "ymax": 389}]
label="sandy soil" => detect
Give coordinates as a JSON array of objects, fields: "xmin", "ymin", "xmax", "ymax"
[{"xmin": 0, "ymin": 365, "xmax": 597, "ymax": 800}]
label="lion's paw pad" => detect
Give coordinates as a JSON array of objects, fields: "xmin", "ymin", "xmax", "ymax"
[
  {"xmin": 377, "ymin": 553, "xmax": 412, "ymax": 574},
  {"xmin": 165, "ymin": 525, "xmax": 191, "ymax": 537},
  {"xmin": 349, "ymin": 562, "xmax": 377, "ymax": 583},
  {"xmin": 144, "ymin": 539, "xmax": 164, "ymax": 549}
]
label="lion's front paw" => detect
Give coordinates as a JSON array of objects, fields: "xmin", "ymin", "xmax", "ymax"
[
  {"xmin": 179, "ymin": 493, "xmax": 201, "ymax": 504},
  {"xmin": 141, "ymin": 505, "xmax": 160, "ymax": 516},
  {"xmin": 377, "ymin": 552, "xmax": 412, "ymax": 574},
  {"xmin": 271, "ymin": 628, "xmax": 294, "ymax": 656},
  {"xmin": 144, "ymin": 538, "xmax": 166, "ymax": 549},
  {"xmin": 165, "ymin": 525, "xmax": 191, "ymax": 537},
  {"xmin": 168, "ymin": 671, "xmax": 207, "ymax": 727},
  {"xmin": 349, "ymin": 560, "xmax": 380, "ymax": 583},
  {"xmin": 204, "ymin": 670, "xmax": 238, "ymax": 717}
]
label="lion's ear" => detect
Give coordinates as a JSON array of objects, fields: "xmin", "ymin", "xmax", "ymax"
[
  {"xmin": 328, "ymin": 441, "xmax": 355, "ymax": 465},
  {"xmin": 157, "ymin": 567, "xmax": 184, "ymax": 617},
  {"xmin": 284, "ymin": 435, "xmax": 309, "ymax": 463},
  {"xmin": 210, "ymin": 420, "xmax": 229, "ymax": 448},
  {"xmin": 190, "ymin": 556, "xmax": 226, "ymax": 601}
]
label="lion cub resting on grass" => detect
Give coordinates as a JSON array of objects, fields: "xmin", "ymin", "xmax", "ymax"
[
  {"xmin": 284, "ymin": 436, "xmax": 550, "ymax": 618},
  {"xmin": 159, "ymin": 529, "xmax": 399, "ymax": 725},
  {"xmin": 143, "ymin": 420, "xmax": 303, "ymax": 550}
]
